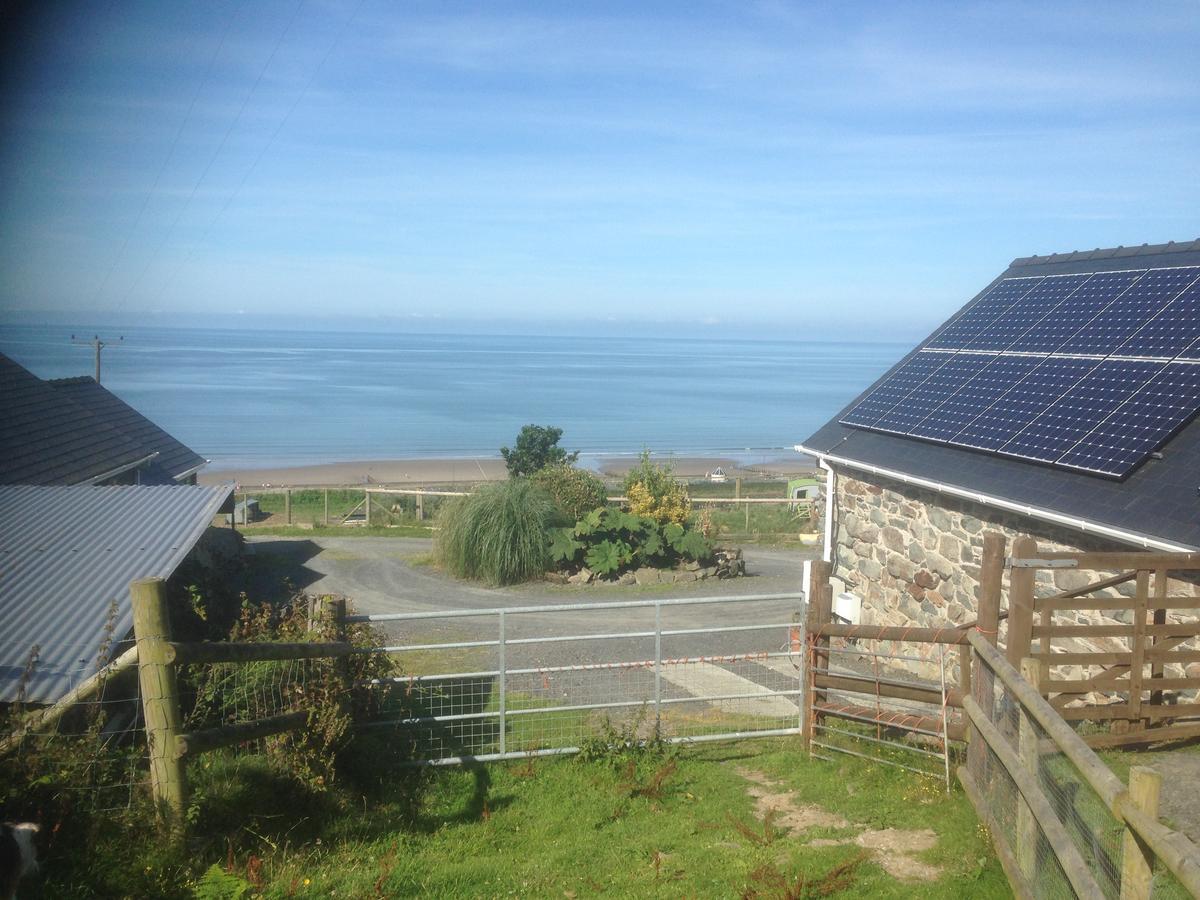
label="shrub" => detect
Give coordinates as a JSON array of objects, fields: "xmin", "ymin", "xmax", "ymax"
[
  {"xmin": 532, "ymin": 463, "xmax": 608, "ymax": 521},
  {"xmin": 500, "ymin": 424, "xmax": 579, "ymax": 476},
  {"xmin": 435, "ymin": 479, "xmax": 558, "ymax": 585},
  {"xmin": 551, "ymin": 508, "xmax": 713, "ymax": 577},
  {"xmin": 623, "ymin": 451, "xmax": 690, "ymax": 525}
]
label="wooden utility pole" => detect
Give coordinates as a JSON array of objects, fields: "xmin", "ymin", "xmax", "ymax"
[{"xmin": 71, "ymin": 334, "xmax": 122, "ymax": 384}]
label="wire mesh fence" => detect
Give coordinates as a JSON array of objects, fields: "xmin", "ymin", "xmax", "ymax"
[
  {"xmin": 1, "ymin": 638, "xmax": 148, "ymax": 816},
  {"xmin": 354, "ymin": 593, "xmax": 806, "ymax": 763},
  {"xmin": 966, "ymin": 637, "xmax": 1199, "ymax": 899}
]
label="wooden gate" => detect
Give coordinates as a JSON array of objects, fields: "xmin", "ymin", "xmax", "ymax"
[{"xmin": 1005, "ymin": 539, "xmax": 1200, "ymax": 749}]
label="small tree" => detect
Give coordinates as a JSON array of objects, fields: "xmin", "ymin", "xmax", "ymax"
[{"xmin": 501, "ymin": 425, "xmax": 579, "ymax": 477}]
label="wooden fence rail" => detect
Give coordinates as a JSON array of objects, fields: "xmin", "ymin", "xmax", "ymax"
[
  {"xmin": 1005, "ymin": 538, "xmax": 1200, "ymax": 748},
  {"xmin": 964, "ymin": 628, "xmax": 1200, "ymax": 898}
]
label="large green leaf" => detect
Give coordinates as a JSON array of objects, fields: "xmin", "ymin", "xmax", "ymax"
[
  {"xmin": 549, "ymin": 527, "xmax": 584, "ymax": 564},
  {"xmin": 638, "ymin": 528, "xmax": 664, "ymax": 559},
  {"xmin": 663, "ymin": 522, "xmax": 685, "ymax": 544},
  {"xmin": 671, "ymin": 529, "xmax": 712, "ymax": 561},
  {"xmin": 583, "ymin": 540, "xmax": 624, "ymax": 573}
]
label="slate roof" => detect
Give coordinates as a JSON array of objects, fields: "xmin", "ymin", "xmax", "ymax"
[
  {"xmin": 49, "ymin": 377, "xmax": 206, "ymax": 482},
  {"xmin": 799, "ymin": 240, "xmax": 1200, "ymax": 551},
  {"xmin": 0, "ymin": 354, "xmax": 153, "ymax": 485},
  {"xmin": 0, "ymin": 353, "xmax": 206, "ymax": 485},
  {"xmin": 0, "ymin": 484, "xmax": 234, "ymax": 703}
]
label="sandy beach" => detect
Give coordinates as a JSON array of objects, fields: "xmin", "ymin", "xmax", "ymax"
[{"xmin": 198, "ymin": 454, "xmax": 816, "ymax": 487}]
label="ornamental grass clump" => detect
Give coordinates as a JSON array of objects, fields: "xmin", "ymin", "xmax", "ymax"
[{"xmin": 436, "ymin": 479, "xmax": 558, "ymax": 585}]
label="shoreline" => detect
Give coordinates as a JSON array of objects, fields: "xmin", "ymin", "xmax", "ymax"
[{"xmin": 198, "ymin": 455, "xmax": 816, "ymax": 488}]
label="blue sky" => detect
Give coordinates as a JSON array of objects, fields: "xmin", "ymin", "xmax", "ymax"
[{"xmin": 0, "ymin": 1, "xmax": 1197, "ymax": 340}]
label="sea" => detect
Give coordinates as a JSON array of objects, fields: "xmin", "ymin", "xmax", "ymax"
[{"xmin": 0, "ymin": 325, "xmax": 906, "ymax": 471}]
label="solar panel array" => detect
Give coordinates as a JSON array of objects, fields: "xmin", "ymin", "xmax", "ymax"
[{"xmin": 840, "ymin": 266, "xmax": 1200, "ymax": 478}]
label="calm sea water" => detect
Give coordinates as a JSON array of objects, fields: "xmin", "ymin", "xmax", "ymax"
[{"xmin": 0, "ymin": 325, "xmax": 905, "ymax": 470}]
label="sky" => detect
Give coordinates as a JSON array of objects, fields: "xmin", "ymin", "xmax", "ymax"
[{"xmin": 0, "ymin": 1, "xmax": 1197, "ymax": 340}]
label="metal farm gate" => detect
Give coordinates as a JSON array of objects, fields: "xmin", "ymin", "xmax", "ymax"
[{"xmin": 346, "ymin": 593, "xmax": 806, "ymax": 764}]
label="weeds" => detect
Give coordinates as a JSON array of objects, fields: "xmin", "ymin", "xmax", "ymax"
[
  {"xmin": 617, "ymin": 757, "xmax": 677, "ymax": 801},
  {"xmin": 577, "ymin": 707, "xmax": 668, "ymax": 765},
  {"xmin": 727, "ymin": 807, "xmax": 782, "ymax": 846},
  {"xmin": 742, "ymin": 851, "xmax": 869, "ymax": 899}
]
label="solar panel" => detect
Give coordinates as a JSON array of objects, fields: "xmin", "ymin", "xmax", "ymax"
[
  {"xmin": 952, "ymin": 357, "xmax": 1098, "ymax": 450},
  {"xmin": 1056, "ymin": 267, "xmax": 1199, "ymax": 356},
  {"xmin": 996, "ymin": 360, "xmax": 1164, "ymax": 464},
  {"xmin": 839, "ymin": 350, "xmax": 954, "ymax": 427},
  {"xmin": 838, "ymin": 262, "xmax": 1200, "ymax": 479},
  {"xmin": 1056, "ymin": 362, "xmax": 1200, "ymax": 476},
  {"xmin": 869, "ymin": 353, "xmax": 994, "ymax": 435},
  {"xmin": 902, "ymin": 355, "xmax": 1042, "ymax": 442},
  {"xmin": 961, "ymin": 273, "xmax": 1093, "ymax": 351},
  {"xmin": 1006, "ymin": 270, "xmax": 1144, "ymax": 353},
  {"xmin": 1114, "ymin": 273, "xmax": 1200, "ymax": 359},
  {"xmin": 925, "ymin": 277, "xmax": 1042, "ymax": 349}
]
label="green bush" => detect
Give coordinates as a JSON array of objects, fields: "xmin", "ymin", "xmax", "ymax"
[
  {"xmin": 435, "ymin": 479, "xmax": 558, "ymax": 585},
  {"xmin": 551, "ymin": 507, "xmax": 713, "ymax": 577},
  {"xmin": 532, "ymin": 463, "xmax": 608, "ymax": 521}
]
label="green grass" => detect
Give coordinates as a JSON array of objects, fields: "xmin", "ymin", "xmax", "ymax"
[
  {"xmin": 248, "ymin": 740, "xmax": 1007, "ymax": 898},
  {"xmin": 30, "ymin": 738, "xmax": 1009, "ymax": 898}
]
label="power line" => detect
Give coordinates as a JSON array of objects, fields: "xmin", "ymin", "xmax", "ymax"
[
  {"xmin": 151, "ymin": 0, "xmax": 366, "ymax": 306},
  {"xmin": 91, "ymin": 5, "xmax": 235, "ymax": 310},
  {"xmin": 120, "ymin": 0, "xmax": 306, "ymax": 307}
]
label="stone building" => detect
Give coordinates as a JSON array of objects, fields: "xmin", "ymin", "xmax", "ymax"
[{"xmin": 797, "ymin": 240, "xmax": 1200, "ymax": 630}]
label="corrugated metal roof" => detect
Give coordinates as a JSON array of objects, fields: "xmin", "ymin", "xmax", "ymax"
[{"xmin": 0, "ymin": 484, "xmax": 234, "ymax": 703}]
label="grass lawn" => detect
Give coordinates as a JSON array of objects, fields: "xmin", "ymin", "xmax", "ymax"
[{"xmin": 52, "ymin": 737, "xmax": 1010, "ymax": 898}]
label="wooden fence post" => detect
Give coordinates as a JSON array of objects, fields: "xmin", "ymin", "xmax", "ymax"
[
  {"xmin": 131, "ymin": 577, "xmax": 186, "ymax": 829},
  {"xmin": 1007, "ymin": 536, "xmax": 1037, "ymax": 668},
  {"xmin": 968, "ymin": 532, "xmax": 1005, "ymax": 783},
  {"xmin": 416, "ymin": 491, "xmax": 424, "ymax": 521},
  {"xmin": 1017, "ymin": 657, "xmax": 1046, "ymax": 880},
  {"xmin": 322, "ymin": 596, "xmax": 350, "ymax": 717},
  {"xmin": 285, "ymin": 489, "xmax": 292, "ymax": 525},
  {"xmin": 1121, "ymin": 766, "xmax": 1161, "ymax": 900},
  {"xmin": 365, "ymin": 489, "xmax": 371, "ymax": 526},
  {"xmin": 324, "ymin": 488, "xmax": 329, "ymax": 526},
  {"xmin": 802, "ymin": 559, "xmax": 832, "ymax": 754}
]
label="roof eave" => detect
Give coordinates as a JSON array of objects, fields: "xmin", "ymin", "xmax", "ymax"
[
  {"xmin": 794, "ymin": 444, "xmax": 1197, "ymax": 554},
  {"xmin": 84, "ymin": 451, "xmax": 161, "ymax": 486},
  {"xmin": 172, "ymin": 459, "xmax": 209, "ymax": 482}
]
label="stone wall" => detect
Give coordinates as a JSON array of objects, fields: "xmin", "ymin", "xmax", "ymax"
[
  {"xmin": 830, "ymin": 467, "xmax": 1200, "ymax": 704},
  {"xmin": 832, "ymin": 470, "xmax": 1197, "ymax": 628}
]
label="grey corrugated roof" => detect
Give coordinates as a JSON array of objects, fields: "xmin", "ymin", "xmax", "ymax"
[
  {"xmin": 0, "ymin": 484, "xmax": 233, "ymax": 703},
  {"xmin": 0, "ymin": 353, "xmax": 152, "ymax": 485},
  {"xmin": 48, "ymin": 377, "xmax": 206, "ymax": 482},
  {"xmin": 800, "ymin": 240, "xmax": 1200, "ymax": 551}
]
